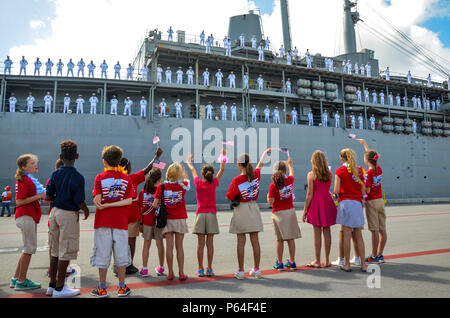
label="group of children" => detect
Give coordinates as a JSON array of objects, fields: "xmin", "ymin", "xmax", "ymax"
[{"xmin": 8, "ymin": 137, "xmax": 387, "ymax": 297}]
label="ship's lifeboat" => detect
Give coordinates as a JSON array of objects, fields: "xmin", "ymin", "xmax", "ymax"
[
  {"xmin": 325, "ymin": 83, "xmax": 338, "ymax": 91},
  {"xmin": 421, "ymin": 121, "xmax": 432, "ymax": 128},
  {"xmin": 421, "ymin": 128, "xmax": 432, "ymax": 135},
  {"xmin": 404, "ymin": 126, "xmax": 413, "ymax": 134},
  {"xmin": 382, "ymin": 124, "xmax": 394, "ymax": 133},
  {"xmin": 394, "ymin": 125, "xmax": 405, "ymax": 133},
  {"xmin": 394, "ymin": 118, "xmax": 404, "ymax": 125},
  {"xmin": 404, "ymin": 119, "xmax": 413, "ymax": 126},
  {"xmin": 382, "ymin": 117, "xmax": 394, "ymax": 124},
  {"xmin": 432, "ymin": 122, "xmax": 443, "ymax": 129},
  {"xmin": 312, "ymin": 89, "xmax": 325, "ymax": 98},
  {"xmin": 297, "ymin": 79, "xmax": 311, "ymax": 88}
]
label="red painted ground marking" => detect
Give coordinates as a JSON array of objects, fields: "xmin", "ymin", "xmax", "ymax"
[{"xmin": 3, "ymin": 247, "xmax": 450, "ymax": 299}]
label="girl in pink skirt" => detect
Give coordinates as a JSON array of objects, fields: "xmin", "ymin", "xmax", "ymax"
[{"xmin": 302, "ymin": 151, "xmax": 337, "ymax": 268}]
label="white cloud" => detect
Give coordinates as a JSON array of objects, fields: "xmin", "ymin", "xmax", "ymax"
[
  {"xmin": 7, "ymin": 0, "xmax": 450, "ymax": 81},
  {"xmin": 29, "ymin": 20, "xmax": 45, "ymax": 29}
]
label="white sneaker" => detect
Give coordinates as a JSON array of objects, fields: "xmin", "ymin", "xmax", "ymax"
[
  {"xmin": 46, "ymin": 287, "xmax": 54, "ymax": 296},
  {"xmin": 350, "ymin": 257, "xmax": 361, "ymax": 266},
  {"xmin": 331, "ymin": 258, "xmax": 345, "ymax": 267},
  {"xmin": 234, "ymin": 270, "xmax": 245, "ymax": 280},
  {"xmin": 52, "ymin": 286, "xmax": 80, "ymax": 298},
  {"xmin": 250, "ymin": 268, "xmax": 262, "ymax": 279}
]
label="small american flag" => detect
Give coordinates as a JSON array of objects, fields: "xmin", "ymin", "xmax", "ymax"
[
  {"xmin": 348, "ymin": 134, "xmax": 357, "ymax": 139},
  {"xmin": 153, "ymin": 136, "xmax": 160, "ymax": 144},
  {"xmin": 153, "ymin": 160, "xmax": 166, "ymax": 170}
]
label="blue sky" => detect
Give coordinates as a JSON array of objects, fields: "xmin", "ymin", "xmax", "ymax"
[
  {"xmin": 252, "ymin": 0, "xmax": 274, "ymax": 15},
  {"xmin": 421, "ymin": 16, "xmax": 450, "ymax": 47}
]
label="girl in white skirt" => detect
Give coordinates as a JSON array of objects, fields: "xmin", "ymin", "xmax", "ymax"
[
  {"xmin": 333, "ymin": 148, "xmax": 367, "ymax": 272},
  {"xmin": 226, "ymin": 150, "xmax": 271, "ymax": 280}
]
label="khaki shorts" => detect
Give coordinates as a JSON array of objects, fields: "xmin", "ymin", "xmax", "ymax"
[
  {"xmin": 272, "ymin": 208, "xmax": 302, "ymax": 241},
  {"xmin": 192, "ymin": 213, "xmax": 220, "ymax": 235},
  {"xmin": 162, "ymin": 219, "xmax": 189, "ymax": 235},
  {"xmin": 90, "ymin": 228, "xmax": 131, "ymax": 268},
  {"xmin": 142, "ymin": 225, "xmax": 164, "ymax": 241},
  {"xmin": 16, "ymin": 215, "xmax": 37, "ymax": 254},
  {"xmin": 48, "ymin": 207, "xmax": 80, "ymax": 261},
  {"xmin": 365, "ymin": 198, "xmax": 386, "ymax": 232},
  {"xmin": 229, "ymin": 201, "xmax": 264, "ymax": 234},
  {"xmin": 128, "ymin": 221, "xmax": 140, "ymax": 238}
]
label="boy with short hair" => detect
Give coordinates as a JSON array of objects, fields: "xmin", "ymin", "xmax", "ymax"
[
  {"xmin": 46, "ymin": 140, "xmax": 89, "ymax": 297},
  {"xmin": 90, "ymin": 145, "xmax": 133, "ymax": 297},
  {"xmin": 1, "ymin": 186, "xmax": 12, "ymax": 217}
]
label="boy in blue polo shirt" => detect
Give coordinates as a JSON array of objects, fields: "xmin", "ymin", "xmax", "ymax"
[{"xmin": 46, "ymin": 140, "xmax": 89, "ymax": 298}]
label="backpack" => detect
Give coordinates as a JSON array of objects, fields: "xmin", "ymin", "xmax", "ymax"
[{"xmin": 156, "ymin": 184, "xmax": 167, "ymax": 229}]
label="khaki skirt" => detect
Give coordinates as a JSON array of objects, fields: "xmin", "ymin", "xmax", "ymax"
[
  {"xmin": 229, "ymin": 201, "xmax": 264, "ymax": 234},
  {"xmin": 162, "ymin": 219, "xmax": 189, "ymax": 235},
  {"xmin": 272, "ymin": 208, "xmax": 302, "ymax": 241},
  {"xmin": 192, "ymin": 213, "xmax": 220, "ymax": 235}
]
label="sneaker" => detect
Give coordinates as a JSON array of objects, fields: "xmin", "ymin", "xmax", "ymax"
[
  {"xmin": 377, "ymin": 255, "xmax": 385, "ymax": 263},
  {"xmin": 197, "ymin": 269, "xmax": 205, "ymax": 277},
  {"xmin": 46, "ymin": 287, "xmax": 54, "ymax": 296},
  {"xmin": 155, "ymin": 266, "xmax": 165, "ymax": 276},
  {"xmin": 331, "ymin": 258, "xmax": 345, "ymax": 267},
  {"xmin": 206, "ymin": 268, "xmax": 214, "ymax": 277},
  {"xmin": 273, "ymin": 260, "xmax": 284, "ymax": 271},
  {"xmin": 10, "ymin": 278, "xmax": 18, "ymax": 288},
  {"xmin": 52, "ymin": 286, "xmax": 80, "ymax": 298},
  {"xmin": 234, "ymin": 270, "xmax": 245, "ymax": 280},
  {"xmin": 126, "ymin": 264, "xmax": 139, "ymax": 275},
  {"xmin": 117, "ymin": 285, "xmax": 131, "ymax": 297},
  {"xmin": 284, "ymin": 260, "xmax": 297, "ymax": 270},
  {"xmin": 140, "ymin": 268, "xmax": 149, "ymax": 277},
  {"xmin": 365, "ymin": 255, "xmax": 379, "ymax": 263},
  {"xmin": 350, "ymin": 257, "xmax": 361, "ymax": 266},
  {"xmin": 14, "ymin": 279, "xmax": 41, "ymax": 291},
  {"xmin": 250, "ymin": 268, "xmax": 262, "ymax": 279},
  {"xmin": 91, "ymin": 286, "xmax": 108, "ymax": 298}
]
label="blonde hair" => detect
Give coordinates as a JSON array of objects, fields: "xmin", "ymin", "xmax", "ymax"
[
  {"xmin": 340, "ymin": 148, "xmax": 361, "ymax": 184},
  {"xmin": 166, "ymin": 163, "xmax": 183, "ymax": 182},
  {"xmin": 311, "ymin": 151, "xmax": 331, "ymax": 182},
  {"xmin": 15, "ymin": 154, "xmax": 38, "ymax": 182}
]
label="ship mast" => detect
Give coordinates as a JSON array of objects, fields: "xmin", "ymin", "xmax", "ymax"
[
  {"xmin": 280, "ymin": 0, "xmax": 292, "ymax": 52},
  {"xmin": 343, "ymin": 0, "xmax": 360, "ymax": 54}
]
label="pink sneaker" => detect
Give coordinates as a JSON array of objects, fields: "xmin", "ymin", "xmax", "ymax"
[
  {"xmin": 155, "ymin": 266, "xmax": 165, "ymax": 276},
  {"xmin": 140, "ymin": 268, "xmax": 149, "ymax": 277}
]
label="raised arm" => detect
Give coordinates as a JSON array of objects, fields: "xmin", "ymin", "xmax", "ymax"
[
  {"xmin": 216, "ymin": 147, "xmax": 226, "ymax": 181},
  {"xmin": 256, "ymin": 148, "xmax": 272, "ymax": 170},
  {"xmin": 287, "ymin": 156, "xmax": 294, "ymax": 178},
  {"xmin": 185, "ymin": 153, "xmax": 198, "ymax": 179},
  {"xmin": 357, "ymin": 139, "xmax": 369, "ymax": 152},
  {"xmin": 142, "ymin": 147, "xmax": 164, "ymax": 175}
]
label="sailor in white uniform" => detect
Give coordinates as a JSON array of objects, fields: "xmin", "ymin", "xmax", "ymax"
[
  {"xmin": 412, "ymin": 119, "xmax": 417, "ymax": 134},
  {"xmin": 308, "ymin": 110, "xmax": 313, "ymax": 126},
  {"xmin": 360, "ymin": 64, "xmax": 365, "ymax": 76},
  {"xmin": 19, "ymin": 56, "xmax": 28, "ymax": 76},
  {"xmin": 200, "ymin": 31, "xmax": 205, "ymax": 46},
  {"xmin": 206, "ymin": 36, "xmax": 212, "ymax": 54},
  {"xmin": 123, "ymin": 97, "xmax": 133, "ymax": 116},
  {"xmin": 100, "ymin": 60, "xmax": 108, "ymax": 79},
  {"xmin": 243, "ymin": 72, "xmax": 249, "ymax": 90},
  {"xmin": 291, "ymin": 107, "xmax": 298, "ymax": 125},
  {"xmin": 273, "ymin": 107, "xmax": 280, "ymax": 124},
  {"xmin": 88, "ymin": 61, "xmax": 96, "ymax": 78},
  {"xmin": 427, "ymin": 74, "xmax": 432, "ymax": 87},
  {"xmin": 293, "ymin": 46, "xmax": 299, "ymax": 59},
  {"xmin": 436, "ymin": 98, "xmax": 441, "ymax": 111},
  {"xmin": 370, "ymin": 115, "xmax": 376, "ymax": 130},
  {"xmin": 417, "ymin": 96, "xmax": 422, "ymax": 109},
  {"xmin": 206, "ymin": 102, "xmax": 213, "ymax": 120},
  {"xmin": 407, "ymin": 71, "xmax": 412, "ymax": 84},
  {"xmin": 140, "ymin": 96, "xmax": 147, "ymax": 118},
  {"xmin": 347, "ymin": 60, "xmax": 352, "ymax": 75},
  {"xmin": 342, "ymin": 60, "xmax": 347, "ymax": 74},
  {"xmin": 63, "ymin": 94, "xmax": 71, "ymax": 113},
  {"xmin": 159, "ymin": 98, "xmax": 167, "ymax": 117},
  {"xmin": 44, "ymin": 92, "xmax": 53, "ymax": 113},
  {"xmin": 203, "ymin": 68, "xmax": 210, "ymax": 86},
  {"xmin": 215, "ymin": 69, "xmax": 223, "ymax": 87},
  {"xmin": 220, "ymin": 102, "xmax": 228, "ymax": 121},
  {"xmin": 34, "ymin": 58, "xmax": 42, "ymax": 76},
  {"xmin": 141, "ymin": 65, "xmax": 149, "ymax": 81},
  {"xmin": 228, "ymin": 71, "xmax": 236, "ymax": 89},
  {"xmin": 225, "ymin": 38, "xmax": 232, "ymax": 57},
  {"xmin": 426, "ymin": 97, "xmax": 431, "ymax": 110},
  {"xmin": 257, "ymin": 75, "xmax": 264, "ymax": 91},
  {"xmin": 210, "ymin": 34, "xmax": 215, "ymax": 47},
  {"xmin": 8, "ymin": 93, "xmax": 17, "ymax": 113},
  {"xmin": 230, "ymin": 103, "xmax": 237, "ymax": 121},
  {"xmin": 175, "ymin": 99, "xmax": 183, "ymax": 118},
  {"xmin": 77, "ymin": 59, "xmax": 85, "ymax": 77},
  {"xmin": 306, "ymin": 50, "xmax": 312, "ymax": 68},
  {"xmin": 264, "ymin": 106, "xmax": 271, "ymax": 123},
  {"xmin": 110, "ymin": 95, "xmax": 118, "ymax": 115},
  {"xmin": 384, "ymin": 66, "xmax": 390, "ymax": 81},
  {"xmin": 114, "ymin": 62, "xmax": 121, "ymax": 80},
  {"xmin": 186, "ymin": 66, "xmax": 194, "ymax": 85},
  {"xmin": 127, "ymin": 64, "xmax": 134, "ymax": 80},
  {"xmin": 265, "ymin": 37, "xmax": 270, "ymax": 50},
  {"xmin": 165, "ymin": 67, "xmax": 172, "ymax": 84},
  {"xmin": 412, "ymin": 95, "xmax": 417, "ymax": 109},
  {"xmin": 4, "ymin": 56, "xmax": 12, "ymax": 75},
  {"xmin": 364, "ymin": 88, "xmax": 370, "ymax": 103},
  {"xmin": 251, "ymin": 36, "xmax": 257, "ymax": 49},
  {"xmin": 372, "ymin": 90, "xmax": 378, "ymax": 104},
  {"xmin": 240, "ymin": 34, "xmax": 245, "ymax": 47},
  {"xmin": 26, "ymin": 92, "xmax": 35, "ymax": 112},
  {"xmin": 396, "ymin": 94, "xmax": 401, "ymax": 107},
  {"xmin": 56, "ymin": 59, "xmax": 64, "ymax": 77},
  {"xmin": 322, "ymin": 110, "xmax": 328, "ymax": 127},
  {"xmin": 251, "ymin": 105, "xmax": 258, "ymax": 122},
  {"xmin": 76, "ymin": 95, "xmax": 85, "ymax": 114},
  {"xmin": 279, "ymin": 45, "xmax": 285, "ymax": 58},
  {"xmin": 286, "ymin": 78, "xmax": 292, "ymax": 94},
  {"xmin": 156, "ymin": 64, "xmax": 163, "ymax": 83},
  {"xmin": 45, "ymin": 59, "xmax": 54, "ymax": 76},
  {"xmin": 356, "ymin": 87, "xmax": 362, "ymax": 102},
  {"xmin": 286, "ymin": 51, "xmax": 292, "ymax": 65},
  {"xmin": 167, "ymin": 26, "xmax": 174, "ymax": 41},
  {"xmin": 258, "ymin": 45, "xmax": 265, "ymax": 61},
  {"xmin": 89, "ymin": 93, "xmax": 99, "ymax": 115},
  {"xmin": 350, "ymin": 113, "xmax": 356, "ymax": 129},
  {"xmin": 358, "ymin": 114, "xmax": 364, "ymax": 130},
  {"xmin": 176, "ymin": 67, "xmax": 184, "ymax": 85},
  {"xmin": 431, "ymin": 100, "xmax": 436, "ymax": 111},
  {"xmin": 379, "ymin": 90, "xmax": 385, "ymax": 105},
  {"xmin": 354, "ymin": 62, "xmax": 359, "ymax": 75},
  {"xmin": 388, "ymin": 92, "xmax": 394, "ymax": 106},
  {"xmin": 448, "ymin": 76, "xmax": 450, "ymax": 90},
  {"xmin": 333, "ymin": 111, "xmax": 340, "ymax": 128},
  {"xmin": 329, "ymin": 58, "xmax": 334, "ymax": 72},
  {"xmin": 403, "ymin": 95, "xmax": 408, "ymax": 108},
  {"xmin": 67, "ymin": 59, "xmax": 75, "ymax": 77},
  {"xmin": 366, "ymin": 63, "xmax": 372, "ymax": 77}
]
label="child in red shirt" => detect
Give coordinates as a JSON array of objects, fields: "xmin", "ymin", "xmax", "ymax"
[
  {"xmin": 138, "ymin": 168, "xmax": 165, "ymax": 277},
  {"xmin": 153, "ymin": 163, "xmax": 190, "ymax": 281},
  {"xmin": 90, "ymin": 145, "xmax": 133, "ymax": 298},
  {"xmin": 186, "ymin": 148, "xmax": 226, "ymax": 277},
  {"xmin": 11, "ymin": 154, "xmax": 46, "ymax": 291}
]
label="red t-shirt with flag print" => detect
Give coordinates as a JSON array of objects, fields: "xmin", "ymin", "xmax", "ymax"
[
  {"xmin": 139, "ymin": 189, "xmax": 157, "ymax": 226},
  {"xmin": 335, "ymin": 165, "xmax": 365, "ymax": 204},
  {"xmin": 15, "ymin": 175, "xmax": 42, "ymax": 224},
  {"xmin": 127, "ymin": 170, "xmax": 146, "ymax": 224},
  {"xmin": 226, "ymin": 169, "xmax": 261, "ymax": 203},
  {"xmin": 268, "ymin": 176, "xmax": 295, "ymax": 212},
  {"xmin": 154, "ymin": 180, "xmax": 189, "ymax": 220},
  {"xmin": 365, "ymin": 165, "xmax": 383, "ymax": 201},
  {"xmin": 93, "ymin": 170, "xmax": 133, "ymax": 230}
]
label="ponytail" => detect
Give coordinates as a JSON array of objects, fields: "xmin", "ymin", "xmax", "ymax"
[
  {"xmin": 340, "ymin": 149, "xmax": 361, "ymax": 184},
  {"xmin": 15, "ymin": 154, "xmax": 37, "ymax": 182},
  {"xmin": 144, "ymin": 168, "xmax": 162, "ymax": 194},
  {"xmin": 238, "ymin": 153, "xmax": 255, "ymax": 182},
  {"xmin": 201, "ymin": 165, "xmax": 215, "ymax": 184},
  {"xmin": 365, "ymin": 150, "xmax": 379, "ymax": 174},
  {"xmin": 272, "ymin": 171, "xmax": 286, "ymax": 189}
]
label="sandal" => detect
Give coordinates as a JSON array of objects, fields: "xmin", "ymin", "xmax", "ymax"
[
  {"xmin": 167, "ymin": 275, "xmax": 174, "ymax": 281},
  {"xmin": 322, "ymin": 263, "xmax": 332, "ymax": 268},
  {"xmin": 179, "ymin": 275, "xmax": 188, "ymax": 281},
  {"xmin": 340, "ymin": 266, "xmax": 352, "ymax": 272},
  {"xmin": 305, "ymin": 262, "xmax": 321, "ymax": 269}
]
